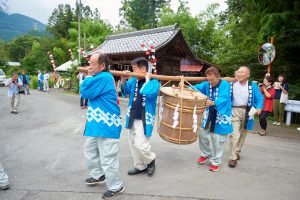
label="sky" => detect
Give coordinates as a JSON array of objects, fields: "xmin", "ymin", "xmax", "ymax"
[{"xmin": 3, "ymin": 0, "xmax": 227, "ymax": 26}]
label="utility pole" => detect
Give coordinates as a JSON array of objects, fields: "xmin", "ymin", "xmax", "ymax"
[
  {"xmin": 84, "ymin": 32, "xmax": 86, "ymax": 51},
  {"xmin": 78, "ymin": 0, "xmax": 81, "ymax": 66}
]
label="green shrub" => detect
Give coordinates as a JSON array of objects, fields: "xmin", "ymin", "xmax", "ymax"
[
  {"xmin": 69, "ymin": 65, "xmax": 79, "ymax": 93},
  {"xmin": 30, "ymin": 76, "xmax": 38, "ymax": 89},
  {"xmin": 29, "ymin": 75, "xmax": 57, "ymax": 89},
  {"xmin": 288, "ymin": 82, "xmax": 300, "ymax": 100},
  {"xmin": 49, "ymin": 78, "xmax": 55, "ymax": 88}
]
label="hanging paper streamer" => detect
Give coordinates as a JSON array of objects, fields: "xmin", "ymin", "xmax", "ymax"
[
  {"xmin": 172, "ymin": 104, "xmax": 180, "ymax": 129},
  {"xmin": 192, "ymin": 106, "xmax": 198, "ymax": 133},
  {"xmin": 159, "ymin": 96, "xmax": 164, "ymax": 123}
]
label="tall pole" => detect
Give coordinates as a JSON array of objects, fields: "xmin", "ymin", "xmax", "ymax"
[
  {"xmin": 267, "ymin": 36, "xmax": 274, "ymax": 75},
  {"xmin": 84, "ymin": 32, "xmax": 86, "ymax": 51},
  {"xmin": 78, "ymin": 0, "xmax": 81, "ymax": 66}
]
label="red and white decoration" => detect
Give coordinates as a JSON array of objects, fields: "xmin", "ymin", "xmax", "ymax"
[
  {"xmin": 78, "ymin": 48, "xmax": 90, "ymax": 62},
  {"xmin": 47, "ymin": 51, "xmax": 56, "ymax": 72},
  {"xmin": 140, "ymin": 41, "xmax": 157, "ymax": 74}
]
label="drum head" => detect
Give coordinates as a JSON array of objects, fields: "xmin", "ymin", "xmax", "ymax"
[{"xmin": 160, "ymin": 86, "xmax": 207, "ymax": 100}]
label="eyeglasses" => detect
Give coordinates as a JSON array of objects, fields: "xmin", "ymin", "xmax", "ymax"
[
  {"xmin": 90, "ymin": 62, "xmax": 105, "ymax": 66},
  {"xmin": 90, "ymin": 61, "xmax": 97, "ymax": 65}
]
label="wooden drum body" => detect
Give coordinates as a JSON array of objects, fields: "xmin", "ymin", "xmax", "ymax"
[{"xmin": 158, "ymin": 86, "xmax": 207, "ymax": 144}]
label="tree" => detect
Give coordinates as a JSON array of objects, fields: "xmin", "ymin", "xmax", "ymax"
[
  {"xmin": 212, "ymin": 0, "xmax": 300, "ymax": 100},
  {"xmin": 256, "ymin": 0, "xmax": 300, "ymax": 76},
  {"xmin": 47, "ymin": 4, "xmax": 75, "ymax": 39},
  {"xmin": 21, "ymin": 41, "xmax": 44, "ymax": 74},
  {"xmin": 0, "ymin": 40, "xmax": 9, "ymax": 65},
  {"xmin": 68, "ymin": 19, "xmax": 113, "ymax": 64},
  {"xmin": 214, "ymin": 0, "xmax": 300, "ymax": 79},
  {"xmin": 0, "ymin": 1, "xmax": 114, "ymax": 77},
  {"xmin": 213, "ymin": 0, "xmax": 267, "ymax": 76},
  {"xmin": 7, "ymin": 35, "xmax": 40, "ymax": 62},
  {"xmin": 74, "ymin": 1, "xmax": 94, "ymax": 20},
  {"xmin": 47, "ymin": 2, "xmax": 102, "ymax": 40},
  {"xmin": 159, "ymin": 1, "xmax": 220, "ymax": 62},
  {"xmin": 120, "ymin": 0, "xmax": 170, "ymax": 30},
  {"xmin": 21, "ymin": 36, "xmax": 70, "ymax": 74}
]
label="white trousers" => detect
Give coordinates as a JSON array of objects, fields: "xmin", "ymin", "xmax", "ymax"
[
  {"xmin": 128, "ymin": 120, "xmax": 156, "ymax": 170},
  {"xmin": 9, "ymin": 93, "xmax": 20, "ymax": 112},
  {"xmin": 0, "ymin": 162, "xmax": 9, "ymax": 187},
  {"xmin": 43, "ymin": 80, "xmax": 49, "ymax": 92},
  {"xmin": 198, "ymin": 128, "xmax": 228, "ymax": 166},
  {"xmin": 84, "ymin": 137, "xmax": 123, "ymax": 191}
]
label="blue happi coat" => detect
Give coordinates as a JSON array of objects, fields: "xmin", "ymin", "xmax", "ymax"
[
  {"xmin": 120, "ymin": 77, "xmax": 160, "ymax": 137},
  {"xmin": 19, "ymin": 74, "xmax": 30, "ymax": 84},
  {"xmin": 193, "ymin": 80, "xmax": 233, "ymax": 135},
  {"xmin": 80, "ymin": 72, "xmax": 122, "ymax": 139},
  {"xmin": 231, "ymin": 81, "xmax": 264, "ymax": 131}
]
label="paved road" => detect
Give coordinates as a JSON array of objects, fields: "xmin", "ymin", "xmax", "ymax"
[{"xmin": 0, "ymin": 87, "xmax": 300, "ymax": 200}]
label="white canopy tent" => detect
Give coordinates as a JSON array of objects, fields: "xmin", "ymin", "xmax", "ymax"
[{"xmin": 55, "ymin": 59, "xmax": 78, "ymax": 72}]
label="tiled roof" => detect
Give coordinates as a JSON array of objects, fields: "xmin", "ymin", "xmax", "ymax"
[{"xmin": 94, "ymin": 24, "xmax": 180, "ymax": 55}]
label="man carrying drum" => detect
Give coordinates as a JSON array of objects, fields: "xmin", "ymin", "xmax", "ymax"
[
  {"xmin": 192, "ymin": 67, "xmax": 233, "ymax": 172},
  {"xmin": 80, "ymin": 53, "xmax": 124, "ymax": 199},
  {"xmin": 120, "ymin": 57, "xmax": 160, "ymax": 177}
]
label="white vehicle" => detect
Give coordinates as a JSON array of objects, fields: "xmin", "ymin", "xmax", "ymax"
[{"xmin": 0, "ymin": 69, "xmax": 6, "ymax": 86}]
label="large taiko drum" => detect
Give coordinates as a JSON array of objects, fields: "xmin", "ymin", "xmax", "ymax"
[{"xmin": 158, "ymin": 86, "xmax": 207, "ymax": 144}]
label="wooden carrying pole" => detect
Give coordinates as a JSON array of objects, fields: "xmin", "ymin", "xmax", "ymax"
[{"xmin": 77, "ymin": 67, "xmax": 235, "ymax": 82}]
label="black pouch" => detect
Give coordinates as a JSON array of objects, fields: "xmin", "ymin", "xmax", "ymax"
[{"xmin": 18, "ymin": 88, "xmax": 25, "ymax": 94}]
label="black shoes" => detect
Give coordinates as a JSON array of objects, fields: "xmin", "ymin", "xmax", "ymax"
[
  {"xmin": 127, "ymin": 168, "xmax": 147, "ymax": 175},
  {"xmin": 128, "ymin": 159, "xmax": 155, "ymax": 176},
  {"xmin": 102, "ymin": 186, "xmax": 125, "ymax": 199},
  {"xmin": 228, "ymin": 159, "xmax": 237, "ymax": 168},
  {"xmin": 147, "ymin": 159, "xmax": 156, "ymax": 176},
  {"xmin": 85, "ymin": 175, "xmax": 105, "ymax": 185},
  {"xmin": 85, "ymin": 176, "xmax": 124, "ymax": 199},
  {"xmin": 128, "ymin": 159, "xmax": 156, "ymax": 176}
]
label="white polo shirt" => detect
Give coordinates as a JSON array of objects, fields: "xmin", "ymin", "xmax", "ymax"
[
  {"xmin": 79, "ymin": 73, "xmax": 85, "ymax": 85},
  {"xmin": 233, "ymin": 81, "xmax": 249, "ymax": 106}
]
